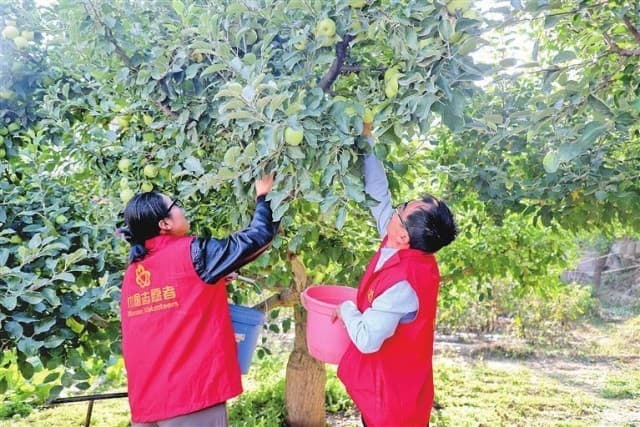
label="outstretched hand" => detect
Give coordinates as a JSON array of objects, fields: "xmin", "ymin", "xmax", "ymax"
[{"xmin": 255, "ymin": 172, "xmax": 275, "ymax": 197}]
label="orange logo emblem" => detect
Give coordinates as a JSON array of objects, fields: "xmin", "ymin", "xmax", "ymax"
[
  {"xmin": 135, "ymin": 264, "xmax": 151, "ymax": 288},
  {"xmin": 367, "ymin": 289, "xmax": 374, "ymax": 303}
]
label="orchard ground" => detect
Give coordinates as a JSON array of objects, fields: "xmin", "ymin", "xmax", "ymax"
[{"xmin": 2, "ymin": 282, "xmax": 638, "ymax": 427}]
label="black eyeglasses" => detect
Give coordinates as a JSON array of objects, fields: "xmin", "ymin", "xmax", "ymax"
[
  {"xmin": 394, "ymin": 202, "xmax": 408, "ymax": 229},
  {"xmin": 164, "ymin": 198, "xmax": 181, "ymax": 217}
]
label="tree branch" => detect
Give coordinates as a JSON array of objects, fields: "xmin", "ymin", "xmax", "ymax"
[
  {"xmin": 623, "ymin": 15, "xmax": 640, "ymax": 45},
  {"xmin": 317, "ymin": 34, "xmax": 356, "ymax": 93},
  {"xmin": 154, "ymin": 100, "xmax": 178, "ymax": 119},
  {"xmin": 252, "ymin": 287, "xmax": 300, "ymax": 313},
  {"xmin": 83, "ymin": 0, "xmax": 135, "ymax": 69},
  {"xmin": 103, "ymin": 27, "xmax": 136, "ymax": 69},
  {"xmin": 603, "ymin": 33, "xmax": 640, "ymax": 57},
  {"xmin": 339, "ymin": 65, "xmax": 386, "ymax": 74},
  {"xmin": 288, "ymin": 251, "xmax": 309, "ymax": 292}
]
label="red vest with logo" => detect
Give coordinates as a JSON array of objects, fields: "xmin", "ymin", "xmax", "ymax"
[
  {"xmin": 338, "ymin": 243, "xmax": 440, "ymax": 426},
  {"xmin": 120, "ymin": 235, "xmax": 242, "ymax": 422}
]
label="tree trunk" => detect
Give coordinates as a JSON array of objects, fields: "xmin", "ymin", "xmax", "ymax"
[
  {"xmin": 285, "ymin": 303, "xmax": 326, "ymax": 427},
  {"xmin": 592, "ymin": 253, "xmax": 608, "ymax": 293}
]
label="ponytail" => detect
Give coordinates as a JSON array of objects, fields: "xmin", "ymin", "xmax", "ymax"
[
  {"xmin": 116, "ymin": 227, "xmax": 150, "ymax": 263},
  {"xmin": 129, "ymin": 243, "xmax": 148, "ymax": 263},
  {"xmin": 117, "ymin": 191, "xmax": 168, "ymax": 264}
]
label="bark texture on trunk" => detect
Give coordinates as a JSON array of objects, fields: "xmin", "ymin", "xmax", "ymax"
[
  {"xmin": 592, "ymin": 254, "xmax": 608, "ymax": 292},
  {"xmin": 285, "ymin": 303, "xmax": 326, "ymax": 427}
]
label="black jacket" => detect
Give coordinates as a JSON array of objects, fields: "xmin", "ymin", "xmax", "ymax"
[{"xmin": 190, "ymin": 195, "xmax": 279, "ymax": 284}]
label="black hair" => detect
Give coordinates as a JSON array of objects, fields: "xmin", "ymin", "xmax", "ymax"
[
  {"xmin": 117, "ymin": 191, "xmax": 168, "ymax": 263},
  {"xmin": 404, "ymin": 194, "xmax": 458, "ymax": 253}
]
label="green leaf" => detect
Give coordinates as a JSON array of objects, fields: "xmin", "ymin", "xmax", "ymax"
[
  {"xmin": 282, "ymin": 318, "xmax": 291, "ymax": 333},
  {"xmin": 73, "ymin": 369, "xmax": 90, "ymax": 380},
  {"xmin": 272, "ymin": 202, "xmax": 289, "ymax": 222},
  {"xmin": 43, "ymin": 335, "xmax": 65, "ymax": 349},
  {"xmin": 136, "ymin": 68, "xmax": 152, "ymax": 85},
  {"xmin": 34, "ymin": 318, "xmax": 57, "ymax": 335},
  {"xmin": 335, "ymin": 206, "xmax": 347, "ymax": 230},
  {"xmin": 320, "ymin": 196, "xmax": 339, "ymax": 214},
  {"xmin": 267, "ymin": 190, "xmax": 288, "ymax": 211},
  {"xmin": 373, "ymin": 144, "xmax": 388, "ymax": 159},
  {"xmin": 286, "ymin": 146, "xmax": 305, "ymax": 159},
  {"xmin": 557, "ymin": 143, "xmax": 581, "ymax": 162},
  {"xmin": 41, "ymin": 288, "xmax": 61, "ymax": 306},
  {"xmin": 552, "ymin": 50, "xmax": 576, "ymax": 63},
  {"xmin": 344, "ymin": 183, "xmax": 365, "ymax": 203},
  {"xmin": 49, "ymin": 386, "xmax": 63, "ymax": 400},
  {"xmin": 183, "ymin": 156, "xmax": 204, "ymax": 175},
  {"xmin": 439, "ymin": 19, "xmax": 454, "ymax": 41},
  {"xmin": 18, "ymin": 359, "xmax": 34, "ymax": 380},
  {"xmin": 43, "ymin": 372, "xmax": 60, "ymax": 383},
  {"xmin": 28, "ymin": 233, "xmax": 42, "ymax": 249},
  {"xmin": 61, "ymin": 372, "xmax": 73, "ymax": 387},
  {"xmin": 0, "ymin": 249, "xmax": 8, "ymax": 266},
  {"xmin": 172, "ymin": 0, "xmax": 185, "ymax": 17},
  {"xmin": 54, "ymin": 272, "xmax": 75, "ymax": 283},
  {"xmin": 587, "ymin": 95, "xmax": 612, "ymax": 118},
  {"xmin": 5, "ymin": 320, "xmax": 23, "ymax": 338},
  {"xmin": 185, "ymin": 63, "xmax": 201, "ymax": 80},
  {"xmin": 2, "ymin": 295, "xmax": 17, "ymax": 311},
  {"xmin": 201, "ymin": 64, "xmax": 228, "ymax": 77},
  {"xmin": 542, "ymin": 150, "xmax": 560, "ymax": 173},
  {"xmin": 303, "ymin": 191, "xmax": 323, "ymax": 203},
  {"xmin": 17, "ymin": 337, "xmax": 41, "ymax": 357},
  {"xmin": 216, "ymin": 167, "xmax": 236, "ymax": 180},
  {"xmin": 405, "ymin": 28, "xmax": 418, "ymax": 50},
  {"xmin": 499, "ymin": 58, "xmax": 518, "ymax": 68},
  {"xmin": 578, "ymin": 121, "xmax": 607, "ymax": 148},
  {"xmin": 223, "ymin": 146, "xmax": 242, "ymax": 165},
  {"xmin": 220, "ymin": 110, "xmax": 257, "ymax": 121},
  {"xmin": 442, "ymin": 104, "xmax": 465, "ymax": 132},
  {"xmin": 268, "ymin": 323, "xmax": 280, "ymax": 333}
]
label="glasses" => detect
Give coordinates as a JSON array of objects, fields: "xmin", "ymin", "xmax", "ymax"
[
  {"xmin": 164, "ymin": 198, "xmax": 181, "ymax": 217},
  {"xmin": 394, "ymin": 202, "xmax": 408, "ymax": 230}
]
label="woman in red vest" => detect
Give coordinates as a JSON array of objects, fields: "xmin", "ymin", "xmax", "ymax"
[
  {"xmin": 337, "ymin": 124, "xmax": 458, "ymax": 426},
  {"xmin": 118, "ymin": 173, "xmax": 278, "ymax": 427}
]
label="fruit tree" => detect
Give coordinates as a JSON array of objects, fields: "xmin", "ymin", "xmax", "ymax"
[{"xmin": 1, "ymin": 0, "xmax": 490, "ymax": 424}]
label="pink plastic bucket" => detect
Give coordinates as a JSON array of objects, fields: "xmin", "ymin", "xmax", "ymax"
[{"xmin": 301, "ymin": 285, "xmax": 357, "ymax": 364}]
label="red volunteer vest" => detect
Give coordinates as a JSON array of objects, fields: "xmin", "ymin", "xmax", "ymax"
[
  {"xmin": 120, "ymin": 235, "xmax": 242, "ymax": 423},
  {"xmin": 338, "ymin": 242, "xmax": 440, "ymax": 426}
]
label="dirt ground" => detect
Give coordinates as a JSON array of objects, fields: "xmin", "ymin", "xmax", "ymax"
[
  {"xmin": 264, "ymin": 272, "xmax": 640, "ymax": 426},
  {"xmin": 324, "ymin": 317, "xmax": 640, "ymax": 426}
]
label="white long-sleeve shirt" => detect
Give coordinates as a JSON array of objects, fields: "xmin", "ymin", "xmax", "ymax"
[{"xmin": 339, "ymin": 141, "xmax": 419, "ymax": 354}]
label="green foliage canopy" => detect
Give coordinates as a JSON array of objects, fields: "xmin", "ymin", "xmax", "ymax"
[{"xmin": 1, "ymin": 0, "xmax": 485, "ymax": 398}]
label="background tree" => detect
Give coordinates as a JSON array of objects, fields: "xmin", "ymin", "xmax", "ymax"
[
  {"xmin": 432, "ymin": 0, "xmax": 640, "ymax": 232},
  {"xmin": 0, "ymin": 0, "xmax": 122, "ymax": 400}
]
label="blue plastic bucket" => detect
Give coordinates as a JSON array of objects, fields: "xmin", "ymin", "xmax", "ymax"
[{"xmin": 229, "ymin": 304, "xmax": 265, "ymax": 374}]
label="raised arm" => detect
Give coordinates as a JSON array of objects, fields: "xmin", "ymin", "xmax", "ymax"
[
  {"xmin": 190, "ymin": 173, "xmax": 280, "ymax": 284},
  {"xmin": 362, "ymin": 123, "xmax": 393, "ymax": 237}
]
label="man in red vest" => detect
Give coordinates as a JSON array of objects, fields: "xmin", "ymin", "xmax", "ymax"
[
  {"xmin": 118, "ymin": 173, "xmax": 278, "ymax": 426},
  {"xmin": 337, "ymin": 123, "xmax": 458, "ymax": 426}
]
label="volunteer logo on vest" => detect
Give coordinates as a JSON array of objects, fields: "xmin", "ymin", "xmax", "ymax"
[
  {"xmin": 127, "ymin": 264, "xmax": 179, "ymax": 318},
  {"xmin": 135, "ymin": 264, "xmax": 151, "ymax": 288},
  {"xmin": 367, "ymin": 289, "xmax": 374, "ymax": 304}
]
